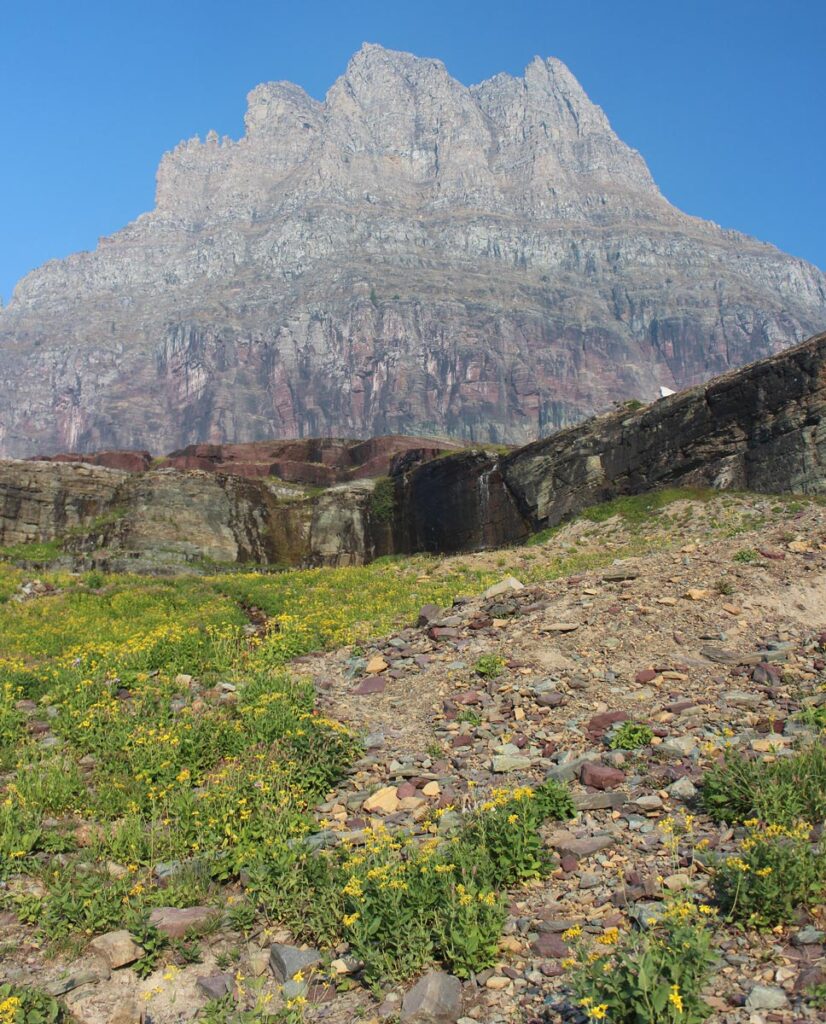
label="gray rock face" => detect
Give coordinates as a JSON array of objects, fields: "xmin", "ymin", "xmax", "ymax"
[
  {"xmin": 0, "ymin": 457, "xmax": 392, "ymax": 569},
  {"xmin": 1, "ymin": 44, "xmax": 824, "ymax": 458},
  {"xmin": 1, "ymin": 330, "xmax": 824, "ymax": 569},
  {"xmin": 401, "ymin": 970, "xmax": 463, "ymax": 1022}
]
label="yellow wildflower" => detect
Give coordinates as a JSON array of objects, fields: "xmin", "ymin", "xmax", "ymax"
[{"xmin": 0, "ymin": 996, "xmax": 21, "ymax": 1024}]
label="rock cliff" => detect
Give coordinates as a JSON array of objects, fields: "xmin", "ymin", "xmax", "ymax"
[
  {"xmin": 1, "ymin": 45, "xmax": 824, "ymax": 457},
  {"xmin": 1, "ymin": 332, "xmax": 824, "ymax": 569}
]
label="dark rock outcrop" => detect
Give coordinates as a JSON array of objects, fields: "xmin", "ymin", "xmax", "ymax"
[
  {"xmin": 1, "ymin": 45, "xmax": 824, "ymax": 458},
  {"xmin": 397, "ymin": 451, "xmax": 529, "ymax": 553},
  {"xmin": 501, "ymin": 327, "xmax": 826, "ymax": 529},
  {"xmin": 1, "ymin": 332, "xmax": 824, "ymax": 569}
]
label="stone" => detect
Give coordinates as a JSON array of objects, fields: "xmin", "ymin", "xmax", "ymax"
[
  {"xmin": 580, "ymin": 762, "xmax": 625, "ymax": 790},
  {"xmin": 723, "ymin": 689, "xmax": 762, "ymax": 708},
  {"xmin": 484, "ymin": 577, "xmax": 525, "ymax": 599},
  {"xmin": 44, "ymin": 959, "xmax": 111, "ymax": 996},
  {"xmin": 148, "ymin": 905, "xmax": 219, "ymax": 938},
  {"xmin": 658, "ymin": 735, "xmax": 697, "ymax": 757},
  {"xmin": 63, "ymin": 991, "xmax": 142, "ymax": 1024},
  {"xmin": 88, "ymin": 930, "xmax": 144, "ymax": 969},
  {"xmin": 630, "ymin": 794, "xmax": 663, "ymax": 812},
  {"xmin": 354, "ymin": 675, "xmax": 386, "ymax": 695},
  {"xmin": 792, "ymin": 925, "xmax": 825, "ymax": 946},
  {"xmin": 573, "ymin": 791, "xmax": 625, "ymax": 811},
  {"xmin": 417, "ymin": 604, "xmax": 442, "ymax": 626},
  {"xmin": 363, "ymin": 786, "xmax": 401, "ymax": 814},
  {"xmin": 535, "ymin": 691, "xmax": 565, "ymax": 708},
  {"xmin": 493, "ymin": 753, "xmax": 532, "ymax": 772},
  {"xmin": 366, "ymin": 655, "xmax": 389, "ymax": 673},
  {"xmin": 401, "ymin": 970, "xmax": 462, "ymax": 1022},
  {"xmin": 667, "ymin": 777, "xmax": 697, "ymax": 800},
  {"xmin": 547, "ymin": 831, "xmax": 615, "ymax": 858},
  {"xmin": 587, "ymin": 710, "xmax": 629, "ymax": 735},
  {"xmin": 196, "ymin": 973, "xmax": 235, "ymax": 999},
  {"xmin": 268, "ymin": 944, "xmax": 323, "ymax": 984},
  {"xmin": 745, "ymin": 985, "xmax": 789, "ymax": 1010}
]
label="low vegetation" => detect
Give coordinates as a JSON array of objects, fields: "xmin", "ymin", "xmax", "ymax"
[
  {"xmin": 608, "ymin": 720, "xmax": 654, "ymax": 751},
  {"xmin": 565, "ymin": 902, "xmax": 718, "ymax": 1024},
  {"xmin": 701, "ymin": 742, "xmax": 826, "ymax": 826},
  {"xmin": 713, "ymin": 820, "xmax": 826, "ymax": 928},
  {"xmin": 2, "ymin": 488, "xmax": 824, "ymax": 1020}
]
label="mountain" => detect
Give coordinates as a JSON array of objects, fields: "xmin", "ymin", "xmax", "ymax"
[
  {"xmin": 1, "ymin": 43, "xmax": 824, "ymax": 458},
  {"xmin": 3, "ymin": 329, "xmax": 824, "ymax": 570}
]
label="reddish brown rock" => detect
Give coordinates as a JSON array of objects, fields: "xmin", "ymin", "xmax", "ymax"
[
  {"xmin": 353, "ymin": 676, "xmax": 386, "ymax": 695},
  {"xmin": 531, "ymin": 933, "xmax": 570, "ymax": 959},
  {"xmin": 580, "ymin": 762, "xmax": 626, "ymax": 790},
  {"xmin": 149, "ymin": 906, "xmax": 220, "ymax": 938},
  {"xmin": 586, "ymin": 710, "xmax": 629, "ymax": 736}
]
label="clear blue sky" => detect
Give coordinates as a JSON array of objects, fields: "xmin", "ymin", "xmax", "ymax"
[{"xmin": 2, "ymin": 0, "xmax": 824, "ymax": 303}]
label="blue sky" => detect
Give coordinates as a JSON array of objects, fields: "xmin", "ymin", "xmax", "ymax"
[{"xmin": 1, "ymin": 0, "xmax": 824, "ymax": 303}]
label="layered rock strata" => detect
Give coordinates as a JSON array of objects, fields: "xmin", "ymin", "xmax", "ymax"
[
  {"xmin": 1, "ymin": 45, "xmax": 824, "ymax": 457},
  {"xmin": 1, "ymin": 332, "xmax": 823, "ymax": 569}
]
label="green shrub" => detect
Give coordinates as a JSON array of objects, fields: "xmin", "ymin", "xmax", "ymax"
[
  {"xmin": 733, "ymin": 548, "xmax": 758, "ymax": 563},
  {"xmin": 713, "ymin": 820, "xmax": 826, "ymax": 928},
  {"xmin": 609, "ymin": 721, "xmax": 654, "ymax": 750},
  {"xmin": 473, "ymin": 654, "xmax": 505, "ymax": 679},
  {"xmin": 252, "ymin": 780, "xmax": 574, "ymax": 983},
  {"xmin": 805, "ymin": 982, "xmax": 826, "ymax": 1011},
  {"xmin": 566, "ymin": 901, "xmax": 717, "ymax": 1023},
  {"xmin": 795, "ymin": 705, "xmax": 826, "ymax": 731},
  {"xmin": 0, "ymin": 982, "xmax": 62, "ymax": 1023},
  {"xmin": 701, "ymin": 743, "xmax": 826, "ymax": 826},
  {"xmin": 369, "ymin": 477, "xmax": 396, "ymax": 524},
  {"xmin": 128, "ymin": 918, "xmax": 169, "ymax": 978}
]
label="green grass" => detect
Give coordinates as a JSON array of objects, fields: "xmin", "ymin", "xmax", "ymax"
[
  {"xmin": 701, "ymin": 743, "xmax": 826, "ymax": 826},
  {"xmin": 578, "ymin": 487, "xmax": 717, "ymax": 525},
  {"xmin": 1, "ymin": 486, "xmax": 824, "ymax": 1002},
  {"xmin": 524, "ymin": 487, "xmax": 715, "ymax": 546},
  {"xmin": 0, "ymin": 539, "xmax": 64, "ymax": 566},
  {"xmin": 0, "ymin": 546, "xmax": 581, "ymax": 989}
]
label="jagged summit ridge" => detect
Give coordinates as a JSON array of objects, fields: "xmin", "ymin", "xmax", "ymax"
[{"xmin": 1, "ymin": 44, "xmax": 825, "ymax": 457}]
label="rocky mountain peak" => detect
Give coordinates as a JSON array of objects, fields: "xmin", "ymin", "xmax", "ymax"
[{"xmin": 0, "ymin": 45, "xmax": 824, "ymax": 458}]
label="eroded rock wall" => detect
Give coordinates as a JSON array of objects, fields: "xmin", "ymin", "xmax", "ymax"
[
  {"xmin": 1, "ymin": 45, "xmax": 825, "ymax": 458},
  {"xmin": 500, "ymin": 329, "xmax": 826, "ymax": 529},
  {"xmin": 2, "ymin": 332, "xmax": 824, "ymax": 568}
]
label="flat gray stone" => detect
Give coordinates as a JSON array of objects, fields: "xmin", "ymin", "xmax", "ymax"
[
  {"xmin": 658, "ymin": 735, "xmax": 697, "ymax": 757},
  {"xmin": 401, "ymin": 970, "xmax": 463, "ymax": 1022},
  {"xmin": 547, "ymin": 831, "xmax": 614, "ymax": 859},
  {"xmin": 667, "ymin": 776, "xmax": 697, "ymax": 800},
  {"xmin": 745, "ymin": 985, "xmax": 789, "ymax": 1010},
  {"xmin": 492, "ymin": 754, "xmax": 531, "ymax": 772},
  {"xmin": 196, "ymin": 973, "xmax": 235, "ymax": 999},
  {"xmin": 268, "ymin": 943, "xmax": 322, "ymax": 984}
]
